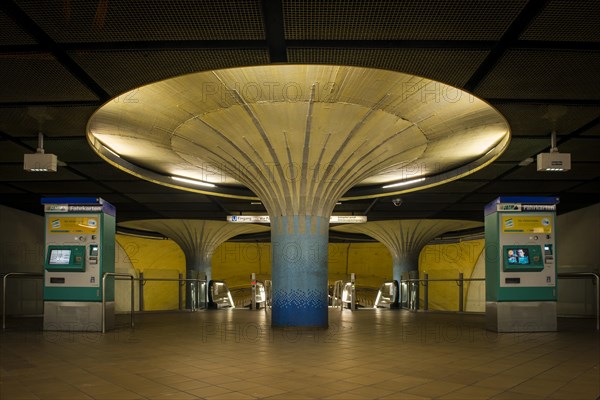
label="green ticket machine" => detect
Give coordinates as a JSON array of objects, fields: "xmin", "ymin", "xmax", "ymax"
[
  {"xmin": 42, "ymin": 198, "xmax": 115, "ymax": 331},
  {"xmin": 485, "ymin": 196, "xmax": 559, "ymax": 332}
]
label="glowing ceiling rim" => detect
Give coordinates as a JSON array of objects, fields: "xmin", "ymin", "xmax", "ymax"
[{"xmin": 86, "ymin": 64, "xmax": 511, "ymax": 202}]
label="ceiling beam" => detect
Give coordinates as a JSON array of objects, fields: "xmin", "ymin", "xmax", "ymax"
[
  {"xmin": 262, "ymin": 0, "xmax": 287, "ymax": 62},
  {"xmin": 1, "ymin": 0, "xmax": 111, "ymax": 102},
  {"xmin": 463, "ymin": 0, "xmax": 551, "ymax": 92}
]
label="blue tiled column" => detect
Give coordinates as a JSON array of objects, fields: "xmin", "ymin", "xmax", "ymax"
[{"xmin": 271, "ymin": 215, "xmax": 329, "ymax": 327}]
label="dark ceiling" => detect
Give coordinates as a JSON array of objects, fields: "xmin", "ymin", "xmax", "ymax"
[{"xmin": 1, "ymin": 0, "xmax": 599, "ymax": 225}]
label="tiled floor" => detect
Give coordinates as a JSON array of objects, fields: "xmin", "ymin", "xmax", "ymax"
[{"xmin": 1, "ymin": 309, "xmax": 599, "ymax": 399}]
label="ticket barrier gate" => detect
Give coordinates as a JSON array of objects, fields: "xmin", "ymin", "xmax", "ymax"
[
  {"xmin": 374, "ymin": 281, "xmax": 400, "ymax": 308},
  {"xmin": 207, "ymin": 280, "xmax": 235, "ymax": 309},
  {"xmin": 249, "ymin": 273, "xmax": 267, "ymax": 309},
  {"xmin": 400, "ymin": 271, "xmax": 420, "ymax": 310},
  {"xmin": 250, "ymin": 281, "xmax": 267, "ymax": 309},
  {"xmin": 329, "ymin": 280, "xmax": 344, "ymax": 307},
  {"xmin": 341, "ymin": 274, "xmax": 357, "ymax": 309},
  {"xmin": 189, "ymin": 280, "xmax": 207, "ymax": 311}
]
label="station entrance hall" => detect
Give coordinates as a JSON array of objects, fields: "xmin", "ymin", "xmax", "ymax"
[{"xmin": 1, "ymin": 1, "xmax": 599, "ymax": 399}]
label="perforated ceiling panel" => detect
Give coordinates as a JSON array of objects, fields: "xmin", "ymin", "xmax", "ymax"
[
  {"xmin": 495, "ymin": 138, "xmax": 550, "ymax": 162},
  {"xmin": 0, "ymin": 140, "xmax": 27, "ymax": 163},
  {"xmin": 0, "ymin": 12, "xmax": 37, "ymax": 45},
  {"xmin": 15, "ymin": 0, "xmax": 266, "ymax": 42},
  {"xmin": 287, "ymin": 48, "xmax": 489, "ymax": 87},
  {"xmin": 558, "ymin": 139, "xmax": 600, "ymax": 162},
  {"xmin": 492, "ymin": 104, "xmax": 600, "ymax": 137},
  {"xmin": 21, "ymin": 138, "xmax": 100, "ymax": 163},
  {"xmin": 459, "ymin": 164, "xmax": 514, "ymax": 180},
  {"xmin": 283, "ymin": 0, "xmax": 527, "ymax": 40},
  {"xmin": 505, "ymin": 163, "xmax": 600, "ymax": 180},
  {"xmin": 1, "ymin": 1, "xmax": 599, "ymax": 221},
  {"xmin": 476, "ymin": 50, "xmax": 600, "ymax": 100},
  {"xmin": 521, "ymin": 0, "xmax": 600, "ymax": 42},
  {"xmin": 0, "ymin": 53, "xmax": 98, "ymax": 102},
  {"xmin": 481, "ymin": 180, "xmax": 581, "ymax": 194},
  {"xmin": 0, "ymin": 106, "xmax": 98, "ymax": 137},
  {"xmin": 68, "ymin": 163, "xmax": 140, "ymax": 181},
  {"xmin": 0, "ymin": 165, "xmax": 85, "ymax": 182},
  {"xmin": 128, "ymin": 193, "xmax": 213, "ymax": 204},
  {"xmin": 70, "ymin": 49, "xmax": 271, "ymax": 96},
  {"xmin": 582, "ymin": 124, "xmax": 600, "ymax": 136}
]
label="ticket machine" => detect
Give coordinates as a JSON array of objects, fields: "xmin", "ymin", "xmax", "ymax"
[
  {"xmin": 42, "ymin": 197, "xmax": 115, "ymax": 331},
  {"xmin": 485, "ymin": 196, "xmax": 559, "ymax": 332}
]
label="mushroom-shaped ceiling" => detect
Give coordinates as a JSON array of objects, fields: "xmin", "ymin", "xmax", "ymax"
[
  {"xmin": 88, "ymin": 65, "xmax": 510, "ymax": 216},
  {"xmin": 118, "ymin": 219, "xmax": 269, "ymax": 283},
  {"xmin": 331, "ymin": 220, "xmax": 482, "ymax": 283}
]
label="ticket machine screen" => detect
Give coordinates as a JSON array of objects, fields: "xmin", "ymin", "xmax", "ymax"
[
  {"xmin": 45, "ymin": 245, "xmax": 86, "ymax": 272},
  {"xmin": 49, "ymin": 249, "xmax": 72, "ymax": 265},
  {"xmin": 503, "ymin": 245, "xmax": 544, "ymax": 272}
]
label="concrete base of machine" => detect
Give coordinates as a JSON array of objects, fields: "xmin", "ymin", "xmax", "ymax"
[
  {"xmin": 486, "ymin": 301, "xmax": 557, "ymax": 332},
  {"xmin": 43, "ymin": 301, "xmax": 114, "ymax": 332}
]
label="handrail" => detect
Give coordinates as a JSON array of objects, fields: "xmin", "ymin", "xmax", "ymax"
[
  {"xmin": 2, "ymin": 272, "xmax": 43, "ymax": 330},
  {"xmin": 401, "ymin": 276, "xmax": 484, "ymax": 312},
  {"xmin": 102, "ymin": 272, "xmax": 135, "ymax": 334},
  {"xmin": 402, "ymin": 278, "xmax": 486, "ymax": 283},
  {"xmin": 121, "ymin": 276, "xmax": 207, "ymax": 311},
  {"xmin": 558, "ymin": 272, "xmax": 599, "ymax": 331}
]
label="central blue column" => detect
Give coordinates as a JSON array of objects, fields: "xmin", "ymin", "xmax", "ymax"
[{"xmin": 271, "ymin": 215, "xmax": 329, "ymax": 327}]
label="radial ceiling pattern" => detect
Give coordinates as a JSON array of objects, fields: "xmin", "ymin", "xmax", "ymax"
[
  {"xmin": 88, "ymin": 65, "xmax": 509, "ymax": 217},
  {"xmin": 1, "ymin": 0, "xmax": 599, "ymax": 227}
]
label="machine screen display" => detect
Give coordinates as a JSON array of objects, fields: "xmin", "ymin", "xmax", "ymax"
[
  {"xmin": 49, "ymin": 249, "xmax": 71, "ymax": 264},
  {"xmin": 506, "ymin": 248, "xmax": 530, "ymax": 265}
]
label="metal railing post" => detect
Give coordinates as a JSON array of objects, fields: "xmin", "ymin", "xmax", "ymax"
[
  {"xmin": 595, "ymin": 273, "xmax": 599, "ymax": 331},
  {"xmin": 2, "ymin": 274, "xmax": 8, "ymax": 330},
  {"xmin": 178, "ymin": 273, "xmax": 183, "ymax": 311},
  {"xmin": 139, "ymin": 271, "xmax": 144, "ymax": 311},
  {"xmin": 103, "ymin": 273, "xmax": 135, "ymax": 334},
  {"xmin": 130, "ymin": 276, "xmax": 135, "ymax": 328},
  {"xmin": 596, "ymin": 273, "xmax": 599, "ymax": 331},
  {"xmin": 102, "ymin": 273, "xmax": 107, "ymax": 334},
  {"xmin": 251, "ymin": 273, "xmax": 257, "ymax": 310},
  {"xmin": 424, "ymin": 273, "xmax": 429, "ymax": 311},
  {"xmin": 458, "ymin": 272, "xmax": 464, "ymax": 312},
  {"xmin": 350, "ymin": 273, "xmax": 356, "ymax": 311},
  {"xmin": 558, "ymin": 272, "xmax": 600, "ymax": 331},
  {"xmin": 2, "ymin": 272, "xmax": 43, "ymax": 331}
]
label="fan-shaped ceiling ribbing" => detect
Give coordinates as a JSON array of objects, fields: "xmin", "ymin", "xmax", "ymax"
[
  {"xmin": 331, "ymin": 219, "xmax": 482, "ymax": 266},
  {"xmin": 88, "ymin": 65, "xmax": 510, "ymax": 217},
  {"xmin": 118, "ymin": 219, "xmax": 269, "ymax": 270}
]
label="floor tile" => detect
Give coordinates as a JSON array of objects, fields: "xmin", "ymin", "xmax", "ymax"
[{"xmin": 1, "ymin": 310, "xmax": 598, "ymax": 400}]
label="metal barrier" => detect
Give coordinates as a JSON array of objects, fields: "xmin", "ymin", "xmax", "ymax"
[
  {"xmin": 102, "ymin": 272, "xmax": 135, "ymax": 334},
  {"xmin": 2, "ymin": 272, "xmax": 43, "ymax": 330},
  {"xmin": 401, "ymin": 274, "xmax": 485, "ymax": 312},
  {"xmin": 558, "ymin": 272, "xmax": 599, "ymax": 331},
  {"xmin": 137, "ymin": 274, "xmax": 206, "ymax": 311},
  {"xmin": 374, "ymin": 281, "xmax": 400, "ymax": 308},
  {"xmin": 207, "ymin": 280, "xmax": 235, "ymax": 309},
  {"xmin": 264, "ymin": 279, "xmax": 272, "ymax": 308},
  {"xmin": 330, "ymin": 280, "xmax": 343, "ymax": 308}
]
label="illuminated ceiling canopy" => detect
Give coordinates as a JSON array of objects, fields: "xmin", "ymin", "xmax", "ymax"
[{"xmin": 87, "ymin": 65, "xmax": 510, "ymax": 216}]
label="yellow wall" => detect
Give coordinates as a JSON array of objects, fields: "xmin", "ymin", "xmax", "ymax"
[
  {"xmin": 418, "ymin": 239, "xmax": 485, "ymax": 311},
  {"xmin": 115, "ymin": 235, "xmax": 483, "ymax": 311},
  {"xmin": 115, "ymin": 234, "xmax": 185, "ymax": 311},
  {"xmin": 211, "ymin": 242, "xmax": 393, "ymax": 288}
]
